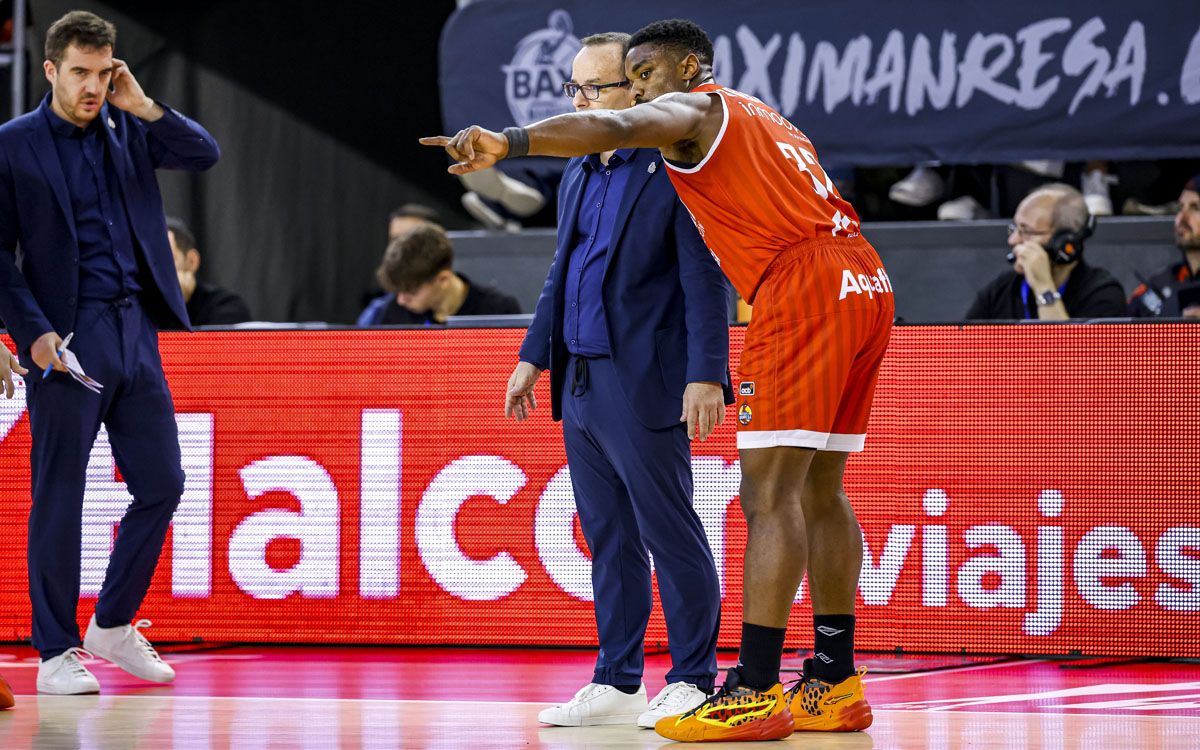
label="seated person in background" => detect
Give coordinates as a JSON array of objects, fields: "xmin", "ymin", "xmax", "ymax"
[
  {"xmin": 966, "ymin": 184, "xmax": 1126, "ymax": 320},
  {"xmin": 167, "ymin": 217, "xmax": 253, "ymax": 325},
  {"xmin": 357, "ymin": 223, "xmax": 520, "ymax": 325},
  {"xmin": 1129, "ymin": 175, "xmax": 1200, "ymax": 319},
  {"xmin": 388, "ymin": 203, "xmax": 442, "ymax": 240}
]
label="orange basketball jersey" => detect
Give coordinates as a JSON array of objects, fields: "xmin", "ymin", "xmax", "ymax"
[{"xmin": 664, "ymin": 83, "xmax": 862, "ymax": 303}]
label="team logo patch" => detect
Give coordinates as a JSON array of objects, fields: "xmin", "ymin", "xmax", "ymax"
[
  {"xmin": 502, "ymin": 10, "xmax": 580, "ymax": 126},
  {"xmin": 738, "ymin": 403, "xmax": 753, "ymax": 425},
  {"xmin": 739, "ymin": 381, "xmax": 755, "ymax": 397}
]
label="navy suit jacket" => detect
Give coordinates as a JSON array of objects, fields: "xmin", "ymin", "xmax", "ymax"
[
  {"xmin": 520, "ymin": 147, "xmax": 733, "ymax": 430},
  {"xmin": 0, "ymin": 96, "xmax": 220, "ymax": 353}
]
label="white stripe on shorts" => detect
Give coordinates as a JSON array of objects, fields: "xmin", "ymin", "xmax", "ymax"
[{"xmin": 737, "ymin": 429, "xmax": 866, "ymax": 452}]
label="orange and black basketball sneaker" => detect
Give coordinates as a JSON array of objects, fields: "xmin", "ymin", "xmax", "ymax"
[
  {"xmin": 786, "ymin": 658, "xmax": 873, "ymax": 732},
  {"xmin": 1, "ymin": 672, "xmax": 14, "ymax": 709},
  {"xmin": 654, "ymin": 668, "xmax": 794, "ymax": 742}
]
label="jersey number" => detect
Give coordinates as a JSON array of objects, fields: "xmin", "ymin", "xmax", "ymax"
[{"xmin": 776, "ymin": 142, "xmax": 858, "ymax": 236}]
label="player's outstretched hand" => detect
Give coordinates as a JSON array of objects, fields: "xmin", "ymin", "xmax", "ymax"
[
  {"xmin": 420, "ymin": 126, "xmax": 509, "ymax": 175},
  {"xmin": 682, "ymin": 381, "xmax": 726, "ymax": 441}
]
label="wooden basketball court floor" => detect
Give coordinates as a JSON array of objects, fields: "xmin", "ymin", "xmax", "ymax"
[{"xmin": 0, "ymin": 646, "xmax": 1197, "ymax": 748}]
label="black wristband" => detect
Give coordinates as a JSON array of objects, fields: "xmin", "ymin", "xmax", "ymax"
[{"xmin": 501, "ymin": 126, "xmax": 530, "ymax": 159}]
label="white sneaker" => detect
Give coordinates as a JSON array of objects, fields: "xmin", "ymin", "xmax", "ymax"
[
  {"xmin": 1082, "ymin": 169, "xmax": 1116, "ymax": 216},
  {"xmin": 83, "ymin": 616, "xmax": 175, "ymax": 684},
  {"xmin": 37, "ymin": 648, "xmax": 100, "ymax": 695},
  {"xmin": 637, "ymin": 682, "xmax": 710, "ymax": 728},
  {"xmin": 459, "ymin": 167, "xmax": 546, "ymax": 216},
  {"xmin": 537, "ymin": 682, "xmax": 648, "ymax": 726},
  {"xmin": 937, "ymin": 195, "xmax": 991, "ymax": 221},
  {"xmin": 888, "ymin": 166, "xmax": 944, "ymax": 207},
  {"xmin": 461, "ymin": 191, "xmax": 522, "ymax": 232},
  {"xmin": 1017, "ymin": 160, "xmax": 1065, "ymax": 178}
]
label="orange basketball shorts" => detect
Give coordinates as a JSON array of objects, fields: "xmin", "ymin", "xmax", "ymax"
[{"xmin": 736, "ymin": 235, "xmax": 894, "ymax": 452}]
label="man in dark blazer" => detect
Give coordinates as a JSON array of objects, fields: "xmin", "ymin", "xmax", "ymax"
[
  {"xmin": 504, "ymin": 32, "xmax": 732, "ymax": 728},
  {"xmin": 0, "ymin": 11, "xmax": 219, "ymax": 694}
]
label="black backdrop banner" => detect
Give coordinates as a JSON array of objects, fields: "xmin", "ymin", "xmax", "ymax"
[{"xmin": 440, "ymin": 0, "xmax": 1200, "ymax": 168}]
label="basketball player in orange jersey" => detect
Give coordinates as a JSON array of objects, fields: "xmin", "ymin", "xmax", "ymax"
[{"xmin": 424, "ymin": 19, "xmax": 893, "ymax": 742}]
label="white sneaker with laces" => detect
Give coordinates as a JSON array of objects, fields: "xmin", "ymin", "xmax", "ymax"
[
  {"xmin": 537, "ymin": 682, "xmax": 647, "ymax": 726},
  {"xmin": 637, "ymin": 682, "xmax": 710, "ymax": 728},
  {"xmin": 37, "ymin": 647, "xmax": 100, "ymax": 695},
  {"xmin": 888, "ymin": 166, "xmax": 945, "ymax": 207},
  {"xmin": 83, "ymin": 616, "xmax": 175, "ymax": 683}
]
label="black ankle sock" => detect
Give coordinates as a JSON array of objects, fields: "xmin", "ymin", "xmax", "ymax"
[
  {"xmin": 612, "ymin": 684, "xmax": 641, "ymax": 695},
  {"xmin": 812, "ymin": 615, "xmax": 856, "ymax": 682},
  {"xmin": 736, "ymin": 622, "xmax": 787, "ymax": 690}
]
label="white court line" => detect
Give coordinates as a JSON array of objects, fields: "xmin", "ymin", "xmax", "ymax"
[
  {"xmin": 866, "ymin": 659, "xmax": 1044, "ymax": 682},
  {"xmin": 10, "ymin": 662, "xmax": 1044, "ymax": 707}
]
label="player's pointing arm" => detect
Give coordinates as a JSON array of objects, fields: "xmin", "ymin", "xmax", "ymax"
[{"xmin": 419, "ymin": 92, "xmax": 717, "ymax": 176}]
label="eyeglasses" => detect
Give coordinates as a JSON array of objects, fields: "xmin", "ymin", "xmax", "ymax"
[
  {"xmin": 1007, "ymin": 223, "xmax": 1053, "ymax": 240},
  {"xmin": 561, "ymin": 80, "xmax": 631, "ymax": 100}
]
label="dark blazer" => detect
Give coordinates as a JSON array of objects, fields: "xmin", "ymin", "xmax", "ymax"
[
  {"xmin": 0, "ymin": 95, "xmax": 220, "ymax": 352},
  {"xmin": 520, "ymin": 147, "xmax": 733, "ymax": 430}
]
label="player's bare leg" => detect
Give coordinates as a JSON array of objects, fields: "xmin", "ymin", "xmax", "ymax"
[
  {"xmin": 788, "ymin": 449, "xmax": 874, "ymax": 731},
  {"xmin": 739, "ymin": 446, "xmax": 815, "ymax": 631},
  {"xmin": 803, "ymin": 451, "xmax": 861, "ymax": 618},
  {"xmin": 654, "ymin": 447, "xmax": 811, "ymax": 742}
]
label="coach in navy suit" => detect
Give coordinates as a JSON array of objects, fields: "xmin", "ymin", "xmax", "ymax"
[
  {"xmin": 0, "ymin": 12, "xmax": 218, "ymax": 694},
  {"xmin": 505, "ymin": 33, "xmax": 732, "ymax": 727}
]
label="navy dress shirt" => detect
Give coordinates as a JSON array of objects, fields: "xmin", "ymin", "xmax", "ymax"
[
  {"xmin": 45, "ymin": 106, "xmax": 142, "ymax": 303},
  {"xmin": 562, "ymin": 148, "xmax": 636, "ymax": 357}
]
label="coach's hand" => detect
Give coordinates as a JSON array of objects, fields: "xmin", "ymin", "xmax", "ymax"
[
  {"xmin": 505, "ymin": 361, "xmax": 542, "ymax": 421},
  {"xmin": 682, "ymin": 381, "xmax": 725, "ymax": 441},
  {"xmin": 108, "ymin": 59, "xmax": 163, "ymax": 121},
  {"xmin": 31, "ymin": 332, "xmax": 66, "ymax": 374},
  {"xmin": 420, "ymin": 127, "xmax": 509, "ymax": 175},
  {"xmin": 1, "ymin": 348, "xmax": 27, "ymax": 398}
]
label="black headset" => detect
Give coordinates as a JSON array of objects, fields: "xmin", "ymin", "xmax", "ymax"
[
  {"xmin": 1045, "ymin": 212, "xmax": 1096, "ymax": 264},
  {"xmin": 1007, "ymin": 213, "xmax": 1096, "ymax": 265}
]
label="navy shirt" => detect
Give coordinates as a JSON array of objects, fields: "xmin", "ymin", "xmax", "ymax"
[
  {"xmin": 44, "ymin": 104, "xmax": 142, "ymax": 303},
  {"xmin": 562, "ymin": 148, "xmax": 636, "ymax": 356}
]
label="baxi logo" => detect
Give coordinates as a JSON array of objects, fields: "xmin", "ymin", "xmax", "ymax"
[{"xmin": 502, "ymin": 10, "xmax": 580, "ymax": 126}]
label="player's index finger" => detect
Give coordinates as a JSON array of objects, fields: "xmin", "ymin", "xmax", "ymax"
[{"xmin": 418, "ymin": 136, "xmax": 452, "ymax": 146}]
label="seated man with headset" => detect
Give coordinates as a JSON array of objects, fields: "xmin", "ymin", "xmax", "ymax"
[{"xmin": 966, "ymin": 183, "xmax": 1126, "ymax": 320}]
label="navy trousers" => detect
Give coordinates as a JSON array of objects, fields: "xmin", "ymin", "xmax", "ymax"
[
  {"xmin": 562, "ymin": 355, "xmax": 721, "ymax": 691},
  {"xmin": 22, "ymin": 297, "xmax": 183, "ymax": 659}
]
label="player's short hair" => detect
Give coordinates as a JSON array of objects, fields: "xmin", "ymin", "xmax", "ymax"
[
  {"xmin": 166, "ymin": 217, "xmax": 197, "ymax": 253},
  {"xmin": 388, "ymin": 203, "xmax": 441, "ymax": 226},
  {"xmin": 1031, "ymin": 183, "xmax": 1089, "ymax": 233},
  {"xmin": 1184, "ymin": 174, "xmax": 1200, "ymax": 195},
  {"xmin": 376, "ymin": 224, "xmax": 454, "ymax": 294},
  {"xmin": 627, "ymin": 19, "xmax": 713, "ymax": 66},
  {"xmin": 581, "ymin": 32, "xmax": 632, "ymax": 55},
  {"xmin": 45, "ymin": 11, "xmax": 116, "ymax": 67}
]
